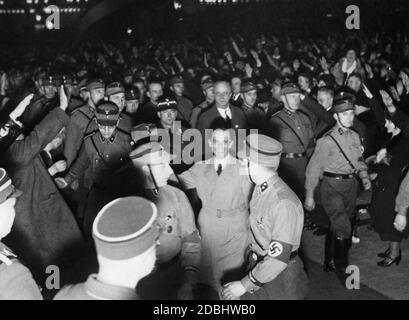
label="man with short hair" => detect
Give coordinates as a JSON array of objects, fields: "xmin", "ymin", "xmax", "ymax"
[
  {"xmin": 197, "ymin": 81, "xmax": 247, "ymax": 160},
  {"xmin": 230, "ymin": 74, "xmax": 243, "ymax": 107},
  {"xmin": 139, "ymin": 79, "xmax": 163, "ymax": 124}
]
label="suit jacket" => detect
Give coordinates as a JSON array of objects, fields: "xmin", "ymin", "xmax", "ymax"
[{"xmin": 196, "ymin": 104, "xmax": 247, "ymax": 160}]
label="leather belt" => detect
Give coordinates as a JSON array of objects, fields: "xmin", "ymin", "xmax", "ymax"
[
  {"xmin": 323, "ymin": 172, "xmax": 355, "ymax": 179},
  {"xmin": 281, "ymin": 152, "xmax": 306, "ymax": 159},
  {"xmin": 202, "ymin": 204, "xmax": 248, "ymax": 218}
]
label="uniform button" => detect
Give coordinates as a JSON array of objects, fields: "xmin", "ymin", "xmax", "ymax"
[{"xmin": 252, "ymin": 253, "xmax": 258, "ymax": 261}]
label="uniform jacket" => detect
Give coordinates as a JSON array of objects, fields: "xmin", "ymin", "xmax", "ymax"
[
  {"xmin": 64, "ymin": 103, "xmax": 97, "ymax": 167},
  {"xmin": 268, "ymin": 108, "xmax": 315, "ymax": 156},
  {"xmin": 0, "ymin": 242, "xmax": 43, "ymax": 300},
  {"xmin": 241, "ymin": 174, "xmax": 304, "ymax": 293},
  {"xmin": 65, "ymin": 129, "xmax": 132, "ymax": 188},
  {"xmin": 196, "ymin": 104, "xmax": 247, "ymax": 160},
  {"xmin": 305, "ymin": 124, "xmax": 368, "ymax": 196},
  {"xmin": 144, "ymin": 184, "xmax": 201, "ymax": 270}
]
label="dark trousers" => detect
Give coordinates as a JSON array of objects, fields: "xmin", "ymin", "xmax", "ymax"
[
  {"xmin": 320, "ymin": 177, "xmax": 358, "ymax": 239},
  {"xmin": 241, "ymin": 256, "xmax": 308, "ymax": 300},
  {"xmin": 278, "ymin": 157, "xmax": 307, "ymax": 201}
]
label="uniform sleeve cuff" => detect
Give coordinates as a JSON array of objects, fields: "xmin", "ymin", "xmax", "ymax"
[{"xmin": 241, "ymin": 274, "xmax": 262, "ymax": 294}]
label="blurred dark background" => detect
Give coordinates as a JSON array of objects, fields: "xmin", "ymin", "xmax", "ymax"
[{"xmin": 1, "ymin": 0, "xmax": 409, "ymax": 48}]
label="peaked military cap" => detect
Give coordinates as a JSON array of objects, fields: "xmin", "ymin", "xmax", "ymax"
[
  {"xmin": 0, "ymin": 168, "xmax": 22, "ymax": 206},
  {"xmin": 95, "ymin": 101, "xmax": 120, "ymax": 126}
]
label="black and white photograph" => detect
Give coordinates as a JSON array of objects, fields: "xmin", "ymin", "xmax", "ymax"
[{"xmin": 0, "ymin": 0, "xmax": 409, "ymax": 305}]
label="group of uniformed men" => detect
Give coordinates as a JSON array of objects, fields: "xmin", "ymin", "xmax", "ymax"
[{"xmin": 1, "ymin": 49, "xmax": 408, "ymax": 300}]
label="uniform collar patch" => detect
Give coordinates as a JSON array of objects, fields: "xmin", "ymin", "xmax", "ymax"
[{"xmin": 259, "ymin": 181, "xmax": 269, "ymax": 192}]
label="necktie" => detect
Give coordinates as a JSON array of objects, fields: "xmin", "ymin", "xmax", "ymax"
[
  {"xmin": 217, "ymin": 163, "xmax": 222, "ymax": 176},
  {"xmin": 225, "ymin": 109, "xmax": 231, "ymax": 120}
]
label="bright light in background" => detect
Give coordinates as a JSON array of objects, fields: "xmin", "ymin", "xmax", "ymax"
[
  {"xmin": 35, "ymin": 14, "xmax": 41, "ymax": 21},
  {"xmin": 45, "ymin": 20, "xmax": 54, "ymax": 29},
  {"xmin": 174, "ymin": 1, "xmax": 182, "ymax": 11},
  {"xmin": 127, "ymin": 28, "xmax": 132, "ymax": 35}
]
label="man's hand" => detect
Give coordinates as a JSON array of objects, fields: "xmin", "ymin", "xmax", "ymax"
[
  {"xmin": 0, "ymin": 72, "xmax": 7, "ymax": 95},
  {"xmin": 54, "ymin": 177, "xmax": 68, "ymax": 189},
  {"xmin": 304, "ymin": 197, "xmax": 315, "ymax": 211},
  {"xmin": 48, "ymin": 160, "xmax": 67, "ymax": 176},
  {"xmin": 177, "ymin": 283, "xmax": 194, "ymax": 300},
  {"xmin": 319, "ymin": 57, "xmax": 329, "ymax": 73},
  {"xmin": 394, "ymin": 214, "xmax": 407, "ymax": 232},
  {"xmin": 361, "ymin": 177, "xmax": 372, "ymax": 191},
  {"xmin": 376, "ymin": 148, "xmax": 387, "ymax": 164},
  {"xmin": 364, "ymin": 64, "xmax": 374, "ymax": 79},
  {"xmin": 379, "ymin": 90, "xmax": 395, "ymax": 113},
  {"xmin": 221, "ymin": 281, "xmax": 246, "ymax": 300},
  {"xmin": 245, "ymin": 63, "xmax": 253, "ymax": 78},
  {"xmin": 249, "ymin": 49, "xmax": 259, "ymax": 61},
  {"xmin": 362, "ymin": 84, "xmax": 373, "ymax": 99},
  {"xmin": 400, "ymin": 71, "xmax": 409, "ymax": 92},
  {"xmin": 59, "ymin": 85, "xmax": 68, "ymax": 112},
  {"xmin": 9, "ymin": 93, "xmax": 34, "ymax": 121},
  {"xmin": 355, "ymin": 105, "xmax": 370, "ymax": 115}
]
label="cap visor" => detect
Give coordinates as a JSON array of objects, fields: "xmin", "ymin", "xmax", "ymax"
[{"xmin": 97, "ymin": 120, "xmax": 118, "ymax": 126}]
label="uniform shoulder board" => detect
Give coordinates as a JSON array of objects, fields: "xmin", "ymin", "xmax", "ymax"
[
  {"xmin": 323, "ymin": 128, "xmax": 335, "ymax": 137},
  {"xmin": 270, "ymin": 110, "xmax": 281, "ymax": 118},
  {"xmin": 84, "ymin": 129, "xmax": 98, "ymax": 140}
]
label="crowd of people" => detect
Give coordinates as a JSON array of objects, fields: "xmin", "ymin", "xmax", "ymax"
[{"xmin": 1, "ymin": 26, "xmax": 409, "ymax": 300}]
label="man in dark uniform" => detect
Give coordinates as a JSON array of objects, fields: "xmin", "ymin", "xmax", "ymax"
[
  {"xmin": 106, "ymin": 81, "xmax": 133, "ymax": 132},
  {"xmin": 0, "ymin": 168, "xmax": 43, "ymax": 300},
  {"xmin": 155, "ymin": 97, "xmax": 192, "ymax": 174},
  {"xmin": 20, "ymin": 75, "xmax": 59, "ymax": 135},
  {"xmin": 124, "ymin": 85, "xmax": 141, "ymax": 124},
  {"xmin": 64, "ymin": 79, "xmax": 105, "ymax": 167},
  {"xmin": 55, "ymin": 197, "xmax": 159, "ymax": 300},
  {"xmin": 240, "ymin": 80, "xmax": 268, "ymax": 134},
  {"xmin": 268, "ymin": 83, "xmax": 315, "ymax": 200},
  {"xmin": 57, "ymin": 101, "xmax": 132, "ymax": 238},
  {"xmin": 222, "ymin": 134, "xmax": 308, "ymax": 300},
  {"xmin": 130, "ymin": 142, "xmax": 201, "ymax": 300},
  {"xmin": 190, "ymin": 79, "xmax": 215, "ymax": 128},
  {"xmin": 169, "ymin": 75, "xmax": 194, "ymax": 127},
  {"xmin": 64, "ymin": 75, "xmax": 85, "ymax": 114},
  {"xmin": 197, "ymin": 80, "xmax": 247, "ymax": 160},
  {"xmin": 304, "ymin": 98, "xmax": 371, "ymax": 285},
  {"xmin": 139, "ymin": 79, "xmax": 163, "ymax": 124},
  {"xmin": 230, "ymin": 74, "xmax": 243, "ymax": 107}
]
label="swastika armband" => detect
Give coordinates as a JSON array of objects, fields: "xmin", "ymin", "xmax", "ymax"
[{"xmin": 267, "ymin": 240, "xmax": 292, "ymax": 264}]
